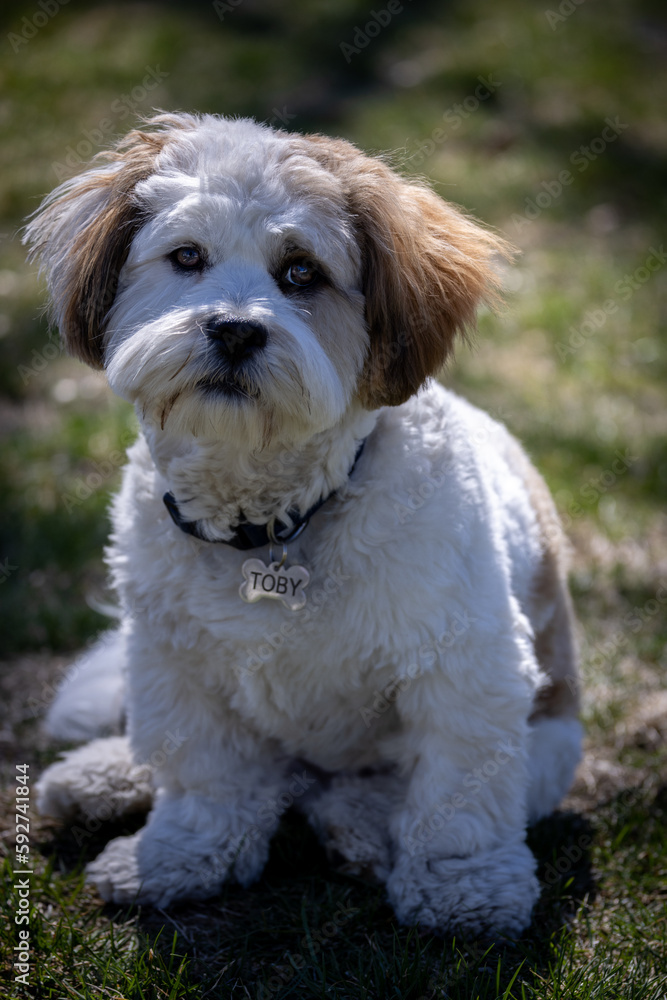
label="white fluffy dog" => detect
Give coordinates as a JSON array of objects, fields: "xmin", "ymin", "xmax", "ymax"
[{"xmin": 26, "ymin": 113, "xmax": 581, "ymax": 936}]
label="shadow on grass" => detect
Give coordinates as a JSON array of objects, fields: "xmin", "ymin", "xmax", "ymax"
[{"xmin": 36, "ymin": 805, "xmax": 598, "ymax": 998}]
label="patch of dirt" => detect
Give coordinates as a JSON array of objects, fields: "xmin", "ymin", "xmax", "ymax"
[
  {"xmin": 0, "ymin": 652, "xmax": 70, "ymax": 778},
  {"xmin": 565, "ymin": 688, "xmax": 667, "ymax": 813}
]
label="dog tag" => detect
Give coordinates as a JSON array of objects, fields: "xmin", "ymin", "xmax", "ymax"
[{"xmin": 240, "ymin": 558, "xmax": 309, "ymax": 611}]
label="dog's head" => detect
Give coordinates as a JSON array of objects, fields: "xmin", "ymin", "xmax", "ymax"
[{"xmin": 25, "ymin": 113, "xmax": 509, "ymax": 447}]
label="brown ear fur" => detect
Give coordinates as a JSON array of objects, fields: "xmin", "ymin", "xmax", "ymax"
[
  {"xmin": 25, "ymin": 121, "xmax": 187, "ymax": 367},
  {"xmin": 301, "ymin": 135, "xmax": 513, "ymax": 407},
  {"xmin": 61, "ymin": 135, "xmax": 164, "ymax": 368}
]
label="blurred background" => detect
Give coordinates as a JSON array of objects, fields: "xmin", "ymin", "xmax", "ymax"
[
  {"xmin": 0, "ymin": 0, "xmax": 665, "ymax": 771},
  {"xmin": 0, "ymin": 2, "xmax": 666, "ymax": 993}
]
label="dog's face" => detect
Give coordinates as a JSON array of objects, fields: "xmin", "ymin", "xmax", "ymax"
[
  {"xmin": 26, "ymin": 114, "xmax": 509, "ymax": 449},
  {"xmin": 104, "ymin": 122, "xmax": 368, "ymax": 447}
]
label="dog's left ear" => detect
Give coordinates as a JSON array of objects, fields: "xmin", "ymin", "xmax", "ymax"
[
  {"xmin": 302, "ymin": 135, "xmax": 513, "ymax": 408},
  {"xmin": 23, "ymin": 127, "xmax": 172, "ymax": 368}
]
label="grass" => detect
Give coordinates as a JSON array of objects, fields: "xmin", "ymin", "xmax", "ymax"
[
  {"xmin": 1, "ymin": 0, "xmax": 666, "ymax": 996},
  {"xmin": 1, "ymin": 797, "xmax": 666, "ymax": 998}
]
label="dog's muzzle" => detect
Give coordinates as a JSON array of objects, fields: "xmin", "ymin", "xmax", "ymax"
[{"xmin": 205, "ymin": 317, "xmax": 268, "ymax": 364}]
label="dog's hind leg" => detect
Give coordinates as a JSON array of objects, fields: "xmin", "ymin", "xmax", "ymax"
[
  {"xmin": 45, "ymin": 626, "xmax": 127, "ymax": 743},
  {"xmin": 512, "ymin": 441, "xmax": 583, "ymax": 822},
  {"xmin": 36, "ymin": 736, "xmax": 152, "ymax": 824},
  {"xmin": 526, "ymin": 567, "xmax": 582, "ymax": 822}
]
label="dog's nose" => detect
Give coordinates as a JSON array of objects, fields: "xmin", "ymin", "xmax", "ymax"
[{"xmin": 205, "ymin": 318, "xmax": 268, "ymax": 363}]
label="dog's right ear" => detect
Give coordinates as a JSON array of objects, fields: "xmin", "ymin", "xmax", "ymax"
[{"xmin": 23, "ymin": 127, "xmax": 171, "ymax": 368}]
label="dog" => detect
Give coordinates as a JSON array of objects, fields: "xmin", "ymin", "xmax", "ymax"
[{"xmin": 26, "ymin": 112, "xmax": 582, "ymax": 937}]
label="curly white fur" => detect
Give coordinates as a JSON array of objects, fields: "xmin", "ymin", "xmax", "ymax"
[{"xmin": 27, "ymin": 114, "xmax": 581, "ymax": 937}]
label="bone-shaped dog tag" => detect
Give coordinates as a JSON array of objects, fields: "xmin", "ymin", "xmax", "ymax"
[{"xmin": 240, "ymin": 558, "xmax": 309, "ymax": 610}]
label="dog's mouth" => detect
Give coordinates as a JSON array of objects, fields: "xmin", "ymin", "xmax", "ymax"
[{"xmin": 195, "ymin": 374, "xmax": 259, "ymax": 401}]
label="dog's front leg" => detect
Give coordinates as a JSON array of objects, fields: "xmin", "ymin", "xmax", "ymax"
[
  {"xmin": 386, "ymin": 630, "xmax": 542, "ymax": 938},
  {"xmin": 86, "ymin": 782, "xmax": 282, "ymax": 907},
  {"xmin": 86, "ymin": 650, "xmax": 286, "ymax": 906}
]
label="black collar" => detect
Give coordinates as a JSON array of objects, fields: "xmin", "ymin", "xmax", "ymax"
[{"xmin": 163, "ymin": 439, "xmax": 366, "ymax": 550}]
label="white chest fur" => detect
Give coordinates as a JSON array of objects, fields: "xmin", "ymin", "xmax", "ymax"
[{"xmin": 107, "ymin": 384, "xmax": 545, "ymax": 769}]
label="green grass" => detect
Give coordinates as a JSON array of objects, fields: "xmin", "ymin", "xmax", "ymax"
[
  {"xmin": 1, "ymin": 799, "xmax": 666, "ymax": 998},
  {"xmin": 1, "ymin": 0, "xmax": 666, "ymax": 996},
  {"xmin": 0, "ymin": 388, "xmax": 136, "ymax": 654}
]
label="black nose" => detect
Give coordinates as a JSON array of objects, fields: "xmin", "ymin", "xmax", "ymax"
[{"xmin": 205, "ymin": 318, "xmax": 267, "ymax": 363}]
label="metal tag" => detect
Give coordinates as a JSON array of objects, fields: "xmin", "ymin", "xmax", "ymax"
[{"xmin": 240, "ymin": 558, "xmax": 310, "ymax": 611}]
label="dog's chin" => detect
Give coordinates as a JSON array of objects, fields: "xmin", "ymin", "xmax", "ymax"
[
  {"xmin": 145, "ymin": 384, "xmax": 271, "ymax": 446},
  {"xmin": 127, "ymin": 375, "xmax": 349, "ymax": 451}
]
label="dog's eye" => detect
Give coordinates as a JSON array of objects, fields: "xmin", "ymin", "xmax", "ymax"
[
  {"xmin": 284, "ymin": 261, "xmax": 319, "ymax": 288},
  {"xmin": 170, "ymin": 247, "xmax": 203, "ymax": 270}
]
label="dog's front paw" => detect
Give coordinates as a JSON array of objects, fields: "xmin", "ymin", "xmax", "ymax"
[
  {"xmin": 86, "ymin": 820, "xmax": 271, "ymax": 907},
  {"xmin": 86, "ymin": 833, "xmax": 145, "ymax": 904},
  {"xmin": 387, "ymin": 840, "xmax": 539, "ymax": 938}
]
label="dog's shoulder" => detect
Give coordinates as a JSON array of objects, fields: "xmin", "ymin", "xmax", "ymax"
[
  {"xmin": 346, "ymin": 381, "xmax": 547, "ymax": 601},
  {"xmin": 352, "ymin": 380, "xmax": 526, "ymax": 521}
]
